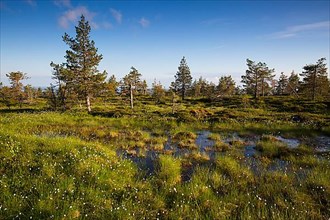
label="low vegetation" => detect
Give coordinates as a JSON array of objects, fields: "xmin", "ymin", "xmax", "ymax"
[{"xmin": 0, "ymin": 95, "xmax": 329, "ymax": 219}]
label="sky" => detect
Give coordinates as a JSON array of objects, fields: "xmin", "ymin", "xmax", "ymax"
[{"xmin": 0, "ymin": 0, "xmax": 329, "ymax": 88}]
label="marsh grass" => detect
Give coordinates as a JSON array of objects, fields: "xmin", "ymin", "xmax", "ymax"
[
  {"xmin": 256, "ymin": 138, "xmax": 290, "ymax": 158},
  {"xmin": 173, "ymin": 131, "xmax": 198, "ymax": 150},
  {"xmin": 156, "ymin": 155, "xmax": 181, "ymax": 187},
  {"xmin": 1, "ymin": 96, "xmax": 329, "ymax": 219},
  {"xmin": 213, "ymin": 141, "xmax": 230, "ymax": 152}
]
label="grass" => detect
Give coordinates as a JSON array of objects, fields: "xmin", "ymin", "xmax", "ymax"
[
  {"xmin": 256, "ymin": 137, "xmax": 290, "ymax": 158},
  {"xmin": 0, "ymin": 96, "xmax": 329, "ymax": 219}
]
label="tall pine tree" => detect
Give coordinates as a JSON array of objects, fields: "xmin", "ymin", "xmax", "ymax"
[
  {"xmin": 52, "ymin": 15, "xmax": 107, "ymax": 113},
  {"xmin": 300, "ymin": 58, "xmax": 329, "ymax": 100},
  {"xmin": 241, "ymin": 59, "xmax": 275, "ymax": 98},
  {"xmin": 174, "ymin": 56, "xmax": 192, "ymax": 100}
]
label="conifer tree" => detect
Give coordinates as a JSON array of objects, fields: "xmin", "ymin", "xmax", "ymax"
[
  {"xmin": 51, "ymin": 15, "xmax": 106, "ymax": 113},
  {"xmin": 152, "ymin": 80, "xmax": 165, "ymax": 103},
  {"xmin": 300, "ymin": 58, "xmax": 329, "ymax": 100},
  {"xmin": 122, "ymin": 67, "xmax": 142, "ymax": 109},
  {"xmin": 174, "ymin": 56, "xmax": 192, "ymax": 100},
  {"xmin": 217, "ymin": 75, "xmax": 236, "ymax": 97},
  {"xmin": 5, "ymin": 71, "xmax": 28, "ymax": 107},
  {"xmin": 276, "ymin": 72, "xmax": 289, "ymax": 95},
  {"xmin": 106, "ymin": 75, "xmax": 119, "ymax": 96},
  {"xmin": 241, "ymin": 59, "xmax": 275, "ymax": 98},
  {"xmin": 286, "ymin": 71, "xmax": 300, "ymax": 97}
]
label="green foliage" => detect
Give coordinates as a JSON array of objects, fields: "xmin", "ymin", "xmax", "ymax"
[
  {"xmin": 121, "ymin": 67, "xmax": 143, "ymax": 109},
  {"xmin": 2, "ymin": 71, "xmax": 29, "ymax": 108},
  {"xmin": 300, "ymin": 57, "xmax": 330, "ymax": 101},
  {"xmin": 256, "ymin": 137, "xmax": 290, "ymax": 158},
  {"xmin": 51, "ymin": 15, "xmax": 107, "ymax": 113},
  {"xmin": 156, "ymin": 155, "xmax": 181, "ymax": 187},
  {"xmin": 276, "ymin": 72, "xmax": 289, "ymax": 95},
  {"xmin": 0, "ymin": 94, "xmax": 329, "ymax": 219},
  {"xmin": 0, "ymin": 86, "xmax": 16, "ymax": 108},
  {"xmin": 173, "ymin": 56, "xmax": 192, "ymax": 100},
  {"xmin": 152, "ymin": 80, "xmax": 165, "ymax": 103},
  {"xmin": 287, "ymin": 71, "xmax": 300, "ymax": 96},
  {"xmin": 242, "ymin": 59, "xmax": 275, "ymax": 98},
  {"xmin": 217, "ymin": 75, "xmax": 236, "ymax": 97}
]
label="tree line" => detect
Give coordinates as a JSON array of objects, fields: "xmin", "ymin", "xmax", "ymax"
[{"xmin": 1, "ymin": 15, "xmax": 329, "ymax": 112}]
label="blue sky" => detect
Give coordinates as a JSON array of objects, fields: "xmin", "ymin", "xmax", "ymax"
[{"xmin": 1, "ymin": 0, "xmax": 329, "ymax": 88}]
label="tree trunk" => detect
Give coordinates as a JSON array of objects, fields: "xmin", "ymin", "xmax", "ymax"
[
  {"xmin": 130, "ymin": 83, "xmax": 134, "ymax": 109},
  {"xmin": 86, "ymin": 95, "xmax": 91, "ymax": 113},
  {"xmin": 312, "ymin": 68, "xmax": 316, "ymax": 101},
  {"xmin": 255, "ymin": 80, "xmax": 258, "ymax": 99},
  {"xmin": 172, "ymin": 95, "xmax": 175, "ymax": 114},
  {"xmin": 254, "ymin": 70, "xmax": 258, "ymax": 99},
  {"xmin": 261, "ymin": 78, "xmax": 265, "ymax": 97}
]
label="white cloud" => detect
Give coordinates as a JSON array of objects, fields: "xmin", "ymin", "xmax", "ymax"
[
  {"xmin": 110, "ymin": 8, "xmax": 122, "ymax": 24},
  {"xmin": 139, "ymin": 17, "xmax": 150, "ymax": 28},
  {"xmin": 25, "ymin": 0, "xmax": 37, "ymax": 7},
  {"xmin": 268, "ymin": 21, "xmax": 330, "ymax": 39},
  {"xmin": 54, "ymin": 0, "xmax": 72, "ymax": 8},
  {"xmin": 58, "ymin": 6, "xmax": 97, "ymax": 29}
]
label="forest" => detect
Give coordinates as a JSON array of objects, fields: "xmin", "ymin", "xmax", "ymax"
[{"xmin": 0, "ymin": 15, "xmax": 329, "ymax": 219}]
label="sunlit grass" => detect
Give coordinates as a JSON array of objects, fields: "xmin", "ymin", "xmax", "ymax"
[{"xmin": 0, "ymin": 97, "xmax": 329, "ymax": 219}]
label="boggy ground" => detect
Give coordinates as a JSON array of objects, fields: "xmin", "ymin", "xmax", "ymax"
[{"xmin": 0, "ymin": 96, "xmax": 329, "ymax": 219}]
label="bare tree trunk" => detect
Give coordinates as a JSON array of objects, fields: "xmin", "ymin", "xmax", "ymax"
[
  {"xmin": 86, "ymin": 95, "xmax": 91, "ymax": 113},
  {"xmin": 130, "ymin": 83, "xmax": 134, "ymax": 109}
]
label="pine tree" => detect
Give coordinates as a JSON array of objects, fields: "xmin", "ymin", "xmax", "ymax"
[
  {"xmin": 241, "ymin": 59, "xmax": 275, "ymax": 98},
  {"xmin": 152, "ymin": 80, "xmax": 165, "ymax": 103},
  {"xmin": 300, "ymin": 58, "xmax": 329, "ymax": 100},
  {"xmin": 174, "ymin": 56, "xmax": 192, "ymax": 100},
  {"xmin": 5, "ymin": 71, "xmax": 28, "ymax": 107},
  {"xmin": 106, "ymin": 75, "xmax": 119, "ymax": 97},
  {"xmin": 286, "ymin": 71, "xmax": 299, "ymax": 97},
  {"xmin": 49, "ymin": 62, "xmax": 72, "ymax": 110},
  {"xmin": 217, "ymin": 75, "xmax": 236, "ymax": 97},
  {"xmin": 122, "ymin": 67, "xmax": 142, "ymax": 109},
  {"xmin": 141, "ymin": 80, "xmax": 148, "ymax": 95},
  {"xmin": 191, "ymin": 77, "xmax": 209, "ymax": 98},
  {"xmin": 276, "ymin": 72, "xmax": 289, "ymax": 95},
  {"xmin": 52, "ymin": 15, "xmax": 107, "ymax": 113}
]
